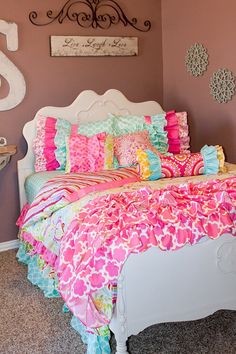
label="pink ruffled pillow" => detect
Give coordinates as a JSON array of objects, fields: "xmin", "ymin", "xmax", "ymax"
[
  {"xmin": 113, "ymin": 130, "xmax": 157, "ymax": 166},
  {"xmin": 165, "ymin": 111, "xmax": 190, "ymax": 154},
  {"xmin": 66, "ymin": 128, "xmax": 113, "ymax": 173},
  {"xmin": 33, "ymin": 115, "xmax": 115, "ymax": 172},
  {"xmin": 33, "ymin": 116, "xmax": 71, "ymax": 172}
]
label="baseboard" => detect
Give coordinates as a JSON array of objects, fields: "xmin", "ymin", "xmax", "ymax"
[{"xmin": 0, "ymin": 239, "xmax": 20, "ymax": 252}]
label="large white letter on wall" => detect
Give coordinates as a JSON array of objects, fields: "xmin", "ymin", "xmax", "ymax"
[{"xmin": 0, "ymin": 20, "xmax": 26, "ymax": 111}]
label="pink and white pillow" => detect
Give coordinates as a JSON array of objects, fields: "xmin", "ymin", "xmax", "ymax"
[
  {"xmin": 165, "ymin": 111, "xmax": 190, "ymax": 154},
  {"xmin": 33, "ymin": 116, "xmax": 71, "ymax": 172},
  {"xmin": 33, "ymin": 115, "xmax": 114, "ymax": 172},
  {"xmin": 113, "ymin": 130, "xmax": 158, "ymax": 167},
  {"xmin": 65, "ymin": 126, "xmax": 113, "ymax": 173}
]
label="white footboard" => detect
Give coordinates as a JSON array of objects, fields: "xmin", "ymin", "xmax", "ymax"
[{"xmin": 110, "ymin": 233, "xmax": 236, "ymax": 353}]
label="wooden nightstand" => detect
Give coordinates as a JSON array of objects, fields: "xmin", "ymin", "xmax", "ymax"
[{"xmin": 0, "ymin": 144, "xmax": 17, "ymax": 170}]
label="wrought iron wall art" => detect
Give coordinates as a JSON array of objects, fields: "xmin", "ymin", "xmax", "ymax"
[
  {"xmin": 29, "ymin": 0, "xmax": 151, "ymax": 32},
  {"xmin": 185, "ymin": 43, "xmax": 209, "ymax": 77},
  {"xmin": 209, "ymin": 68, "xmax": 236, "ymax": 103}
]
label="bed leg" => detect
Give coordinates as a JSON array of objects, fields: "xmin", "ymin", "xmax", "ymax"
[
  {"xmin": 114, "ymin": 273, "xmax": 129, "ymax": 353},
  {"xmin": 116, "ymin": 338, "xmax": 129, "ymax": 354}
]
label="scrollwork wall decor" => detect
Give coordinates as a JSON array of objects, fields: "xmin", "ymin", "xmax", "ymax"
[
  {"xmin": 29, "ymin": 0, "xmax": 151, "ymax": 32},
  {"xmin": 209, "ymin": 68, "xmax": 236, "ymax": 103},
  {"xmin": 185, "ymin": 43, "xmax": 209, "ymax": 77}
]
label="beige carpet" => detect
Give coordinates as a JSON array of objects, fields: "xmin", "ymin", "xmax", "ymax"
[{"xmin": 0, "ymin": 250, "xmax": 236, "ymax": 354}]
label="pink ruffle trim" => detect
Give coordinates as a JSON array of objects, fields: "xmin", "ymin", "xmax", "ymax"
[
  {"xmin": 165, "ymin": 111, "xmax": 181, "ymax": 153},
  {"xmin": 21, "ymin": 231, "xmax": 59, "ymax": 268},
  {"xmin": 44, "ymin": 117, "xmax": 60, "ymax": 171},
  {"xmin": 57, "ymin": 176, "xmax": 236, "ymax": 328},
  {"xmin": 16, "ymin": 203, "xmax": 30, "ymax": 228},
  {"xmin": 165, "ymin": 111, "xmax": 191, "ymax": 154}
]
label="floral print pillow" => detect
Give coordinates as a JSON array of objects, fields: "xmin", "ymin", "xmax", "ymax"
[{"xmin": 113, "ymin": 130, "xmax": 157, "ymax": 167}]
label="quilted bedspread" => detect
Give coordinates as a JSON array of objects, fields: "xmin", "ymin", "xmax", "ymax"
[{"xmin": 18, "ymin": 163, "xmax": 236, "ymax": 329}]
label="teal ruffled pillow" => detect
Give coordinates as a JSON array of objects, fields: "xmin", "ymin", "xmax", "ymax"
[
  {"xmin": 109, "ymin": 113, "xmax": 168, "ymax": 155},
  {"xmin": 33, "ymin": 115, "xmax": 114, "ymax": 172},
  {"xmin": 78, "ymin": 116, "xmax": 114, "ymax": 137}
]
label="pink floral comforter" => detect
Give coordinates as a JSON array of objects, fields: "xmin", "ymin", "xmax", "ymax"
[{"xmin": 18, "ymin": 166, "xmax": 236, "ymax": 329}]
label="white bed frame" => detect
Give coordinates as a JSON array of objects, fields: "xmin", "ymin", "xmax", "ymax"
[{"xmin": 17, "ymin": 89, "xmax": 236, "ymax": 354}]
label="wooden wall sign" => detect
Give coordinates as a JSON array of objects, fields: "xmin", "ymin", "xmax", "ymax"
[{"xmin": 50, "ymin": 36, "xmax": 138, "ymax": 57}]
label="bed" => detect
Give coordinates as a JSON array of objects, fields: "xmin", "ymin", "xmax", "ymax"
[{"xmin": 17, "ymin": 89, "xmax": 236, "ymax": 354}]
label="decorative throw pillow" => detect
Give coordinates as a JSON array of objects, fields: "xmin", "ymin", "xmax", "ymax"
[
  {"xmin": 65, "ymin": 127, "xmax": 113, "ymax": 173},
  {"xmin": 164, "ymin": 111, "xmax": 190, "ymax": 154},
  {"xmin": 33, "ymin": 116, "xmax": 115, "ymax": 172},
  {"xmin": 78, "ymin": 116, "xmax": 114, "ymax": 137},
  {"xmin": 33, "ymin": 116, "xmax": 71, "ymax": 172},
  {"xmin": 176, "ymin": 111, "xmax": 190, "ymax": 153},
  {"xmin": 110, "ymin": 113, "xmax": 169, "ymax": 155},
  {"xmin": 113, "ymin": 130, "xmax": 159, "ymax": 167},
  {"xmin": 136, "ymin": 145, "xmax": 221, "ymax": 181}
]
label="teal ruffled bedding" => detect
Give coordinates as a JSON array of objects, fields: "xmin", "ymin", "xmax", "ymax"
[
  {"xmin": 18, "ymin": 157, "xmax": 235, "ymax": 354},
  {"xmin": 16, "ymin": 242, "xmax": 111, "ymax": 354}
]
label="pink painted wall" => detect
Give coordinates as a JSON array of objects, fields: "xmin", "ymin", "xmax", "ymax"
[
  {"xmin": 162, "ymin": 0, "xmax": 236, "ymax": 163},
  {"xmin": 0, "ymin": 0, "xmax": 163, "ymax": 242}
]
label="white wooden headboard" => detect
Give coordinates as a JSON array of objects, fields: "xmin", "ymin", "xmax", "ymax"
[{"xmin": 17, "ymin": 89, "xmax": 164, "ymax": 208}]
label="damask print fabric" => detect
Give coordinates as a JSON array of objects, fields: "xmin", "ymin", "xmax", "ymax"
[
  {"xmin": 57, "ymin": 176, "xmax": 236, "ymax": 327},
  {"xmin": 17, "ymin": 167, "xmax": 236, "ymax": 330}
]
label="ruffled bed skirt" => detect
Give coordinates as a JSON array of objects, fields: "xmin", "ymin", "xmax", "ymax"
[{"xmin": 16, "ymin": 242, "xmax": 111, "ymax": 354}]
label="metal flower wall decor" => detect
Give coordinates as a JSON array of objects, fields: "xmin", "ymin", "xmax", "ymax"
[
  {"xmin": 185, "ymin": 43, "xmax": 209, "ymax": 77},
  {"xmin": 29, "ymin": 0, "xmax": 151, "ymax": 32},
  {"xmin": 209, "ymin": 68, "xmax": 236, "ymax": 104}
]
